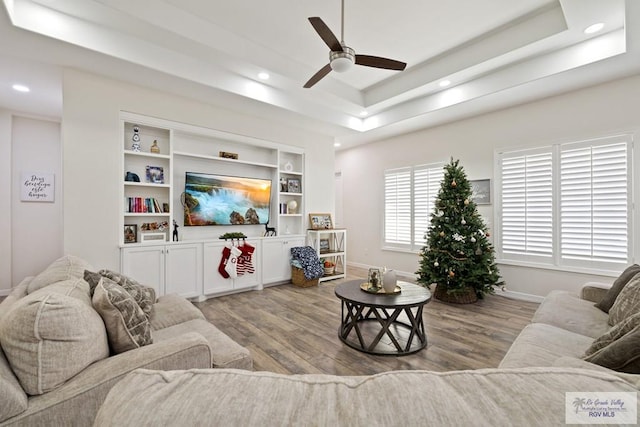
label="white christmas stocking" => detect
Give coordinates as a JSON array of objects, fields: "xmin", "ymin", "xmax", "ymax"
[{"xmin": 225, "ymin": 246, "xmax": 242, "ymax": 279}]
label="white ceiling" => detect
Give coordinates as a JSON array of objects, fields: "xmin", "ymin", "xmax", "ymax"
[{"xmin": 0, "ymin": 0, "xmax": 639, "ymax": 150}]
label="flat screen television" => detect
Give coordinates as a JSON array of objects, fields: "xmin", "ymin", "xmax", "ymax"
[{"xmin": 183, "ymin": 172, "xmax": 272, "ymax": 226}]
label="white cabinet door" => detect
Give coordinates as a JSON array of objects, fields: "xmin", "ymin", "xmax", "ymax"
[
  {"xmin": 262, "ymin": 236, "xmax": 305, "ymax": 284},
  {"xmin": 121, "ymin": 245, "xmax": 165, "ymax": 296},
  {"xmin": 165, "ymin": 244, "xmax": 202, "ymax": 298},
  {"xmin": 202, "ymin": 242, "xmax": 234, "ymax": 295}
]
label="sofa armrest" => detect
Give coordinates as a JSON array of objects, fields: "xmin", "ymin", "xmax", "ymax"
[
  {"xmin": 580, "ymin": 282, "xmax": 612, "ymax": 303},
  {"xmin": 4, "ymin": 332, "xmax": 211, "ymax": 426}
]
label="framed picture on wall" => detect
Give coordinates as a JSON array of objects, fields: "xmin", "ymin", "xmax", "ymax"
[
  {"xmin": 309, "ymin": 213, "xmax": 333, "ymax": 230},
  {"xmin": 470, "ymin": 179, "xmax": 491, "ymax": 205},
  {"xmin": 124, "ymin": 224, "xmax": 137, "ymax": 244}
]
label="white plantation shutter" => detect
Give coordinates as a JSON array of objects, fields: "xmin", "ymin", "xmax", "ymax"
[
  {"xmin": 384, "ymin": 164, "xmax": 444, "ymax": 250},
  {"xmin": 560, "ymin": 140, "xmax": 629, "ymax": 266},
  {"xmin": 385, "ymin": 168, "xmax": 412, "ymax": 246},
  {"xmin": 413, "ymin": 166, "xmax": 445, "ymax": 246},
  {"xmin": 500, "ymin": 150, "xmax": 553, "ymax": 259},
  {"xmin": 498, "ymin": 135, "xmax": 632, "ymax": 272}
]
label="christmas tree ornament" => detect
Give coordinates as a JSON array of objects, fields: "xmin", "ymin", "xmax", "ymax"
[
  {"xmin": 451, "ymin": 180, "xmax": 457, "ymax": 187},
  {"xmin": 486, "ymin": 231, "xmax": 491, "ymax": 237},
  {"xmin": 439, "ymin": 231, "xmax": 445, "ymax": 237},
  {"xmin": 434, "ymin": 261, "xmax": 439, "ymax": 267},
  {"xmin": 461, "ymin": 218, "xmax": 466, "ymax": 225},
  {"xmin": 470, "ymin": 236, "xmax": 476, "ymax": 243},
  {"xmin": 464, "ymin": 198, "xmax": 469, "ymax": 205},
  {"xmin": 449, "ymin": 270, "xmax": 455, "ymax": 277}
]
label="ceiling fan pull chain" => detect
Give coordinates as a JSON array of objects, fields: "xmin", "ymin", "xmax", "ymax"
[{"xmin": 341, "ymin": 0, "xmax": 345, "ymax": 43}]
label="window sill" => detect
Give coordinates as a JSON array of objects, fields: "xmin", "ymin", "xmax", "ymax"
[
  {"xmin": 382, "ymin": 246, "xmax": 421, "ymax": 255},
  {"xmin": 496, "ymin": 259, "xmax": 620, "ymax": 278}
]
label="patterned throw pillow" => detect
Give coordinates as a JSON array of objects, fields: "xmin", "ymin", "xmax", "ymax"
[
  {"xmin": 92, "ymin": 277, "xmax": 152, "ymax": 354},
  {"xmin": 583, "ymin": 323, "xmax": 640, "ymax": 373},
  {"xmin": 608, "ymin": 274, "xmax": 640, "ymax": 326},
  {"xmin": 84, "ymin": 270, "xmax": 156, "ymax": 319},
  {"xmin": 98, "ymin": 270, "xmax": 156, "ymax": 318},
  {"xmin": 595, "ymin": 265, "xmax": 640, "ymax": 313}
]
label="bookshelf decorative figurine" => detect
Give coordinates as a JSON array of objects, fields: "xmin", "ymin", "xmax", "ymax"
[
  {"xmin": 131, "ymin": 125, "xmax": 141, "ymax": 152},
  {"xmin": 150, "ymin": 140, "xmax": 160, "ymax": 154},
  {"xmin": 172, "ymin": 220, "xmax": 179, "ymax": 241}
]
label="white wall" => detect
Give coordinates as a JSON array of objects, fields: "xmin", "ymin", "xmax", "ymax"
[
  {"xmin": 0, "ymin": 111, "xmax": 62, "ymax": 294},
  {"xmin": 62, "ymin": 69, "xmax": 335, "ymax": 270},
  {"xmin": 336, "ymin": 74, "xmax": 640, "ymax": 299},
  {"xmin": 11, "ymin": 117, "xmax": 63, "ymax": 284},
  {"xmin": 0, "ymin": 110, "xmax": 11, "ymax": 293}
]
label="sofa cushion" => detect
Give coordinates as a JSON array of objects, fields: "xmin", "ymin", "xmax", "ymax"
[
  {"xmin": 0, "ymin": 281, "xmax": 109, "ymax": 395},
  {"xmin": 531, "ymin": 290, "xmax": 609, "ymax": 338},
  {"xmin": 152, "ymin": 319, "xmax": 252, "ymax": 370},
  {"xmin": 0, "ymin": 347, "xmax": 28, "ymax": 422},
  {"xmin": 609, "ymin": 273, "xmax": 640, "ymax": 326},
  {"xmin": 27, "ymin": 255, "xmax": 93, "ymax": 294},
  {"xmin": 149, "ymin": 294, "xmax": 205, "ymax": 330},
  {"xmin": 0, "ymin": 276, "xmax": 31, "ymax": 323},
  {"xmin": 499, "ymin": 323, "xmax": 594, "ymax": 369},
  {"xmin": 92, "ymin": 277, "xmax": 153, "ymax": 354},
  {"xmin": 595, "ymin": 265, "xmax": 640, "ymax": 313},
  {"xmin": 94, "ymin": 367, "xmax": 637, "ymax": 427},
  {"xmin": 84, "ymin": 269, "xmax": 156, "ymax": 319},
  {"xmin": 552, "ymin": 356, "xmax": 640, "ymax": 388}
]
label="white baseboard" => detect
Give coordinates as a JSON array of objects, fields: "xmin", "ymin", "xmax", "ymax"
[{"xmin": 0, "ymin": 289, "xmax": 10, "ymax": 297}]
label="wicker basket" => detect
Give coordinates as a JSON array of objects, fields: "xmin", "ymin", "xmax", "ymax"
[
  {"xmin": 291, "ymin": 266, "xmax": 319, "ymax": 288},
  {"xmin": 434, "ymin": 284, "xmax": 478, "ymax": 304}
]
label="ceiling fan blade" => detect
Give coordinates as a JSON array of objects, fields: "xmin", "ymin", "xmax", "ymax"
[
  {"xmin": 308, "ymin": 17, "xmax": 343, "ymax": 52},
  {"xmin": 304, "ymin": 64, "xmax": 332, "ymax": 88},
  {"xmin": 355, "ymin": 55, "xmax": 407, "ymax": 71}
]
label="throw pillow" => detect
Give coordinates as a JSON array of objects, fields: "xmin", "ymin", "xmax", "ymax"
[
  {"xmin": 84, "ymin": 270, "xmax": 156, "ymax": 319},
  {"xmin": 584, "ymin": 311, "xmax": 640, "ymax": 356},
  {"xmin": 583, "ymin": 323, "xmax": 640, "ymax": 373},
  {"xmin": 608, "ymin": 273, "xmax": 640, "ymax": 326},
  {"xmin": 595, "ymin": 264, "xmax": 640, "ymax": 313},
  {"xmin": 99, "ymin": 269, "xmax": 156, "ymax": 318},
  {"xmin": 27, "ymin": 255, "xmax": 93, "ymax": 294},
  {"xmin": 92, "ymin": 277, "xmax": 153, "ymax": 354},
  {"xmin": 0, "ymin": 283, "xmax": 109, "ymax": 395}
]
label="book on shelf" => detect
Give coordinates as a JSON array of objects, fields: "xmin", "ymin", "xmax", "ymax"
[{"xmin": 125, "ymin": 197, "xmax": 165, "ymax": 214}]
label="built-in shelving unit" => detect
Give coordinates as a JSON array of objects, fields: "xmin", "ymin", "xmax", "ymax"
[{"xmin": 120, "ymin": 112, "xmax": 308, "ymax": 300}]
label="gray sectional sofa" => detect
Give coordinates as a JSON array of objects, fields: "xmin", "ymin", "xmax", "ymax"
[
  {"xmin": 0, "ymin": 255, "xmax": 252, "ymax": 426},
  {"xmin": 95, "ymin": 275, "xmax": 640, "ymax": 426}
]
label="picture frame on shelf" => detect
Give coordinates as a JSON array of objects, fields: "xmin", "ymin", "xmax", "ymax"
[
  {"xmin": 319, "ymin": 238, "xmax": 330, "ymax": 253},
  {"xmin": 145, "ymin": 165, "xmax": 164, "ymax": 184},
  {"xmin": 309, "ymin": 213, "xmax": 333, "ymax": 230},
  {"xmin": 287, "ymin": 178, "xmax": 301, "ymax": 194},
  {"xmin": 470, "ymin": 179, "xmax": 491, "ymax": 205},
  {"xmin": 124, "ymin": 224, "xmax": 137, "ymax": 244}
]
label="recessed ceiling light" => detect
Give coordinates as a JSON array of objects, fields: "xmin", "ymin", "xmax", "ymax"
[
  {"xmin": 12, "ymin": 84, "xmax": 30, "ymax": 92},
  {"xmin": 439, "ymin": 80, "xmax": 451, "ymax": 88},
  {"xmin": 258, "ymin": 72, "xmax": 269, "ymax": 80},
  {"xmin": 360, "ymin": 110, "xmax": 368, "ymax": 116},
  {"xmin": 334, "ymin": 142, "xmax": 341, "ymax": 147},
  {"xmin": 584, "ymin": 23, "xmax": 604, "ymax": 34}
]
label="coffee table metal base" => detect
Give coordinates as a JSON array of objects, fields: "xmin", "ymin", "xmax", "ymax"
[{"xmin": 339, "ymin": 300, "xmax": 427, "ymax": 356}]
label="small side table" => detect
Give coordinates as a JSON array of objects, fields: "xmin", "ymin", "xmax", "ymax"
[{"xmin": 334, "ymin": 280, "xmax": 431, "ymax": 356}]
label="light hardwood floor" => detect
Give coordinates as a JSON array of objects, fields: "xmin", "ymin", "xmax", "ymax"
[{"xmin": 195, "ymin": 267, "xmax": 539, "ymax": 375}]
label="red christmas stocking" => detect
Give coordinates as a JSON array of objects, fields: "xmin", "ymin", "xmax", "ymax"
[
  {"xmin": 218, "ymin": 246, "xmax": 231, "ymax": 279},
  {"xmin": 237, "ymin": 243, "xmax": 256, "ymax": 276}
]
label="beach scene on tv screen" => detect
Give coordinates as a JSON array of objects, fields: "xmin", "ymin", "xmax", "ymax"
[{"xmin": 184, "ymin": 172, "xmax": 271, "ymax": 226}]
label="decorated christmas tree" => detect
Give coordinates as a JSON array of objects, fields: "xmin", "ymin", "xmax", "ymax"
[{"xmin": 416, "ymin": 159, "xmax": 501, "ymax": 302}]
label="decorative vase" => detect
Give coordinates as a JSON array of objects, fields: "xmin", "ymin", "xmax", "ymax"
[
  {"xmin": 382, "ymin": 269, "xmax": 397, "ymax": 293},
  {"xmin": 287, "ymin": 200, "xmax": 298, "ymax": 214},
  {"xmin": 150, "ymin": 140, "xmax": 160, "ymax": 154}
]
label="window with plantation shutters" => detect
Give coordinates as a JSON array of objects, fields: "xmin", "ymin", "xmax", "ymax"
[
  {"xmin": 497, "ymin": 135, "xmax": 632, "ymax": 272},
  {"xmin": 384, "ymin": 164, "xmax": 444, "ymax": 250},
  {"xmin": 560, "ymin": 139, "xmax": 630, "ymax": 268}
]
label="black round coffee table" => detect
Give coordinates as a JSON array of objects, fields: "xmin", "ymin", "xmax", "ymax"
[{"xmin": 334, "ymin": 280, "xmax": 431, "ymax": 356}]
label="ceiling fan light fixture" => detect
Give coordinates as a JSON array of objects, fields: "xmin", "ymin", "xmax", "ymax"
[{"xmin": 330, "ymin": 46, "xmax": 355, "ymax": 73}]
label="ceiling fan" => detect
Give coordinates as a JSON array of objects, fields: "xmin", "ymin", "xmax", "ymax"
[{"xmin": 304, "ymin": 0, "xmax": 407, "ymax": 88}]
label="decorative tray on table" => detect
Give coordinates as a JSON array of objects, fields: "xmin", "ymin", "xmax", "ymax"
[{"xmin": 360, "ymin": 282, "xmax": 401, "ymax": 295}]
